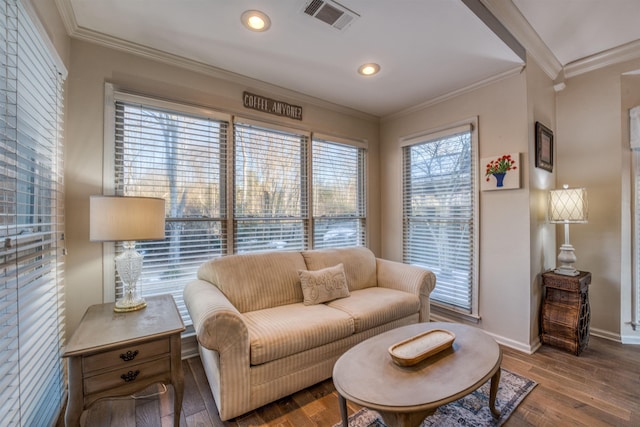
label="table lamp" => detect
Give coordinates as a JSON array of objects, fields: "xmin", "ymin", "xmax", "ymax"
[
  {"xmin": 548, "ymin": 185, "xmax": 588, "ymax": 276},
  {"xmin": 90, "ymin": 196, "xmax": 166, "ymax": 312}
]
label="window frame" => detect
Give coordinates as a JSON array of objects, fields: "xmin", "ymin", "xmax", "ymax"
[
  {"xmin": 632, "ymin": 126, "xmax": 640, "ymax": 332},
  {"xmin": 103, "ymin": 85, "xmax": 232, "ymax": 303},
  {"xmin": 232, "ymin": 117, "xmax": 310, "ymax": 253},
  {"xmin": 401, "ymin": 118, "xmax": 480, "ymax": 320},
  {"xmin": 311, "ymin": 134, "xmax": 367, "ymax": 249}
]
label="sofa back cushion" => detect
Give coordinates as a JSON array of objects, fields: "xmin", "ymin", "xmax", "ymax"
[
  {"xmin": 301, "ymin": 246, "xmax": 377, "ymax": 291},
  {"xmin": 197, "ymin": 251, "xmax": 307, "ymax": 313}
]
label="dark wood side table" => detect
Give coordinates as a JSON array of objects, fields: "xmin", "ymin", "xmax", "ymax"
[
  {"xmin": 63, "ymin": 294, "xmax": 185, "ymax": 426},
  {"xmin": 540, "ymin": 270, "xmax": 592, "ymax": 355}
]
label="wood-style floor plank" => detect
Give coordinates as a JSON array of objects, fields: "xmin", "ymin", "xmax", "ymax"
[{"xmin": 70, "ymin": 335, "xmax": 640, "ymax": 427}]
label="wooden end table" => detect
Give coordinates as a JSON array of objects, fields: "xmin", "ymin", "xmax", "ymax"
[
  {"xmin": 63, "ymin": 294, "xmax": 185, "ymax": 426},
  {"xmin": 333, "ymin": 322, "xmax": 502, "ymax": 427},
  {"xmin": 540, "ymin": 270, "xmax": 592, "ymax": 355}
]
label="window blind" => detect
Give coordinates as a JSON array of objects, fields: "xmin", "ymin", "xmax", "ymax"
[
  {"xmin": 234, "ymin": 121, "xmax": 308, "ymax": 252},
  {"xmin": 312, "ymin": 138, "xmax": 366, "ymax": 248},
  {"xmin": 0, "ymin": 0, "xmax": 65, "ymax": 425},
  {"xmin": 402, "ymin": 127, "xmax": 476, "ymax": 313},
  {"xmin": 114, "ymin": 100, "xmax": 228, "ymax": 323}
]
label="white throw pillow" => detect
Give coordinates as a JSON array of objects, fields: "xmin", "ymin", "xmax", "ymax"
[{"xmin": 299, "ymin": 263, "xmax": 350, "ymax": 305}]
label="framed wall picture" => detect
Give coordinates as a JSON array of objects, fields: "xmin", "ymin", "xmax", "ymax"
[
  {"xmin": 481, "ymin": 152, "xmax": 520, "ymax": 191},
  {"xmin": 535, "ymin": 121, "xmax": 553, "ymax": 172}
]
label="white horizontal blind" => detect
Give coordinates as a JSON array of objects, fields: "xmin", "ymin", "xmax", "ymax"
[
  {"xmin": 312, "ymin": 138, "xmax": 366, "ymax": 248},
  {"xmin": 114, "ymin": 100, "xmax": 228, "ymax": 322},
  {"xmin": 0, "ymin": 0, "xmax": 65, "ymax": 424},
  {"xmin": 402, "ymin": 128, "xmax": 475, "ymax": 312},
  {"xmin": 234, "ymin": 122, "xmax": 308, "ymax": 252}
]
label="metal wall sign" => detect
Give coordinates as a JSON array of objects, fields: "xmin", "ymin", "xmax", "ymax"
[{"xmin": 243, "ymin": 91, "xmax": 303, "ymax": 121}]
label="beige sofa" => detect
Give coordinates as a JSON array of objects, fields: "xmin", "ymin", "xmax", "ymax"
[{"xmin": 184, "ymin": 246, "xmax": 436, "ymax": 420}]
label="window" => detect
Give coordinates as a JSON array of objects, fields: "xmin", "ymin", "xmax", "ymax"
[
  {"xmin": 312, "ymin": 136, "xmax": 366, "ymax": 248},
  {"xmin": 113, "ymin": 94, "xmax": 229, "ymax": 322},
  {"xmin": 234, "ymin": 120, "xmax": 308, "ymax": 252},
  {"xmin": 0, "ymin": 0, "xmax": 66, "ymax": 424},
  {"xmin": 402, "ymin": 121, "xmax": 478, "ymax": 315},
  {"xmin": 108, "ymin": 92, "xmax": 368, "ymax": 326}
]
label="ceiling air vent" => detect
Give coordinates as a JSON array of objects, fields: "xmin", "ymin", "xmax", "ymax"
[{"xmin": 302, "ymin": 0, "xmax": 360, "ymax": 31}]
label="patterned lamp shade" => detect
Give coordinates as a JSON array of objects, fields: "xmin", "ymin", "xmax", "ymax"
[{"xmin": 548, "ymin": 186, "xmax": 588, "ymax": 224}]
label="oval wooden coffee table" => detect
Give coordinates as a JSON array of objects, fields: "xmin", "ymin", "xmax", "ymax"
[{"xmin": 333, "ymin": 322, "xmax": 502, "ymax": 427}]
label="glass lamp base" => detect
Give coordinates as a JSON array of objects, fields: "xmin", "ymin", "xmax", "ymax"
[{"xmin": 114, "ymin": 242, "xmax": 146, "ymax": 312}]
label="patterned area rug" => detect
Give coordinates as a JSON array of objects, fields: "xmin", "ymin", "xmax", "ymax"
[{"xmin": 333, "ymin": 368, "xmax": 536, "ymax": 427}]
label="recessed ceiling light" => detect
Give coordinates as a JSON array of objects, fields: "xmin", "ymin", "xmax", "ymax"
[
  {"xmin": 358, "ymin": 63, "xmax": 380, "ymax": 76},
  {"xmin": 241, "ymin": 10, "xmax": 271, "ymax": 32}
]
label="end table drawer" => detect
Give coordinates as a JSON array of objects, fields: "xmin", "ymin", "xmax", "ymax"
[
  {"xmin": 83, "ymin": 357, "xmax": 171, "ymax": 395},
  {"xmin": 83, "ymin": 339, "xmax": 170, "ymax": 374}
]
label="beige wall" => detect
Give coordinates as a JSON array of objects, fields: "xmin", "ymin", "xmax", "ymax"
[
  {"xmin": 30, "ymin": 0, "xmax": 70, "ymax": 67},
  {"xmin": 525, "ymin": 56, "xmax": 557, "ymax": 346},
  {"xmin": 64, "ymin": 39, "xmax": 380, "ymax": 335},
  {"xmin": 557, "ymin": 57, "xmax": 640, "ymax": 342},
  {"xmin": 380, "ymin": 69, "xmax": 546, "ymax": 350}
]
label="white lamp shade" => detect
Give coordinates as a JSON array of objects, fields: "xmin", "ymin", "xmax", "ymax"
[
  {"xmin": 548, "ymin": 187, "xmax": 588, "ymax": 223},
  {"xmin": 90, "ymin": 196, "xmax": 166, "ymax": 242}
]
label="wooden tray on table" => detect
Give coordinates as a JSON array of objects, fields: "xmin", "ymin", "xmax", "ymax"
[{"xmin": 388, "ymin": 329, "xmax": 456, "ymax": 367}]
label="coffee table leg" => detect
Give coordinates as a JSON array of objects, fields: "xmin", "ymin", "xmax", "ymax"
[
  {"xmin": 489, "ymin": 368, "xmax": 502, "ymax": 418},
  {"xmin": 338, "ymin": 394, "xmax": 349, "ymax": 427}
]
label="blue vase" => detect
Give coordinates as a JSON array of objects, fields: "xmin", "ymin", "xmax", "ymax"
[{"xmin": 493, "ymin": 172, "xmax": 506, "ymax": 187}]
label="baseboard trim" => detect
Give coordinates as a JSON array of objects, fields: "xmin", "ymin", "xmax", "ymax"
[
  {"xmin": 484, "ymin": 331, "xmax": 541, "ymax": 355},
  {"xmin": 429, "ymin": 315, "xmax": 538, "ymax": 354},
  {"xmin": 590, "ymin": 327, "xmax": 621, "ymax": 343}
]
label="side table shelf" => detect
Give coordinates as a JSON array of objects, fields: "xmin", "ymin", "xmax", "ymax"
[{"xmin": 540, "ymin": 270, "xmax": 592, "ymax": 355}]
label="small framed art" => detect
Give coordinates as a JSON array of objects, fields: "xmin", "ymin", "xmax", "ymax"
[
  {"xmin": 481, "ymin": 152, "xmax": 520, "ymax": 191},
  {"xmin": 535, "ymin": 121, "xmax": 553, "ymax": 172}
]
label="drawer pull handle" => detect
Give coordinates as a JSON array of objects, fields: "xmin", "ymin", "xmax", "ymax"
[
  {"xmin": 121, "ymin": 370, "xmax": 140, "ymax": 383},
  {"xmin": 119, "ymin": 350, "xmax": 139, "ymax": 362}
]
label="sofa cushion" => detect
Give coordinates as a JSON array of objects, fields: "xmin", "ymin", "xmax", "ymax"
[
  {"xmin": 326, "ymin": 287, "xmax": 420, "ymax": 333},
  {"xmin": 197, "ymin": 251, "xmax": 307, "ymax": 313},
  {"xmin": 299, "ymin": 263, "xmax": 350, "ymax": 305},
  {"xmin": 301, "ymin": 246, "xmax": 377, "ymax": 291},
  {"xmin": 243, "ymin": 303, "xmax": 355, "ymax": 365}
]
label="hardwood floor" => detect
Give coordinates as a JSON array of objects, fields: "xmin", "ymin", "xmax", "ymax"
[{"xmin": 73, "ymin": 335, "xmax": 640, "ymax": 427}]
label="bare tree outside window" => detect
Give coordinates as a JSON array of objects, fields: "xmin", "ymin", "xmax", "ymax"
[
  {"xmin": 115, "ymin": 102, "xmax": 226, "ymax": 320},
  {"xmin": 234, "ymin": 123, "xmax": 307, "ymax": 252},
  {"xmin": 403, "ymin": 131, "xmax": 475, "ymax": 311}
]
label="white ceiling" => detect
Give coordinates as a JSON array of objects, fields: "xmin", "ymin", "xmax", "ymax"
[{"xmin": 58, "ymin": 0, "xmax": 640, "ymax": 118}]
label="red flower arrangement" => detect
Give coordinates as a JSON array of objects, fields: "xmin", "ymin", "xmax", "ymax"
[{"xmin": 485, "ymin": 154, "xmax": 517, "ymax": 181}]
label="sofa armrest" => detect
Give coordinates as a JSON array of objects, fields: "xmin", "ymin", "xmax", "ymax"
[
  {"xmin": 376, "ymin": 258, "xmax": 436, "ymax": 322},
  {"xmin": 183, "ymin": 279, "xmax": 249, "ymax": 353}
]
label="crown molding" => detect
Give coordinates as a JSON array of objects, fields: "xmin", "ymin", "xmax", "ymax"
[
  {"xmin": 54, "ymin": 0, "xmax": 77, "ymax": 36},
  {"xmin": 480, "ymin": 0, "xmax": 562, "ymax": 81},
  {"xmin": 54, "ymin": 0, "xmax": 377, "ymax": 123},
  {"xmin": 383, "ymin": 65, "xmax": 524, "ymax": 122},
  {"xmin": 564, "ymin": 39, "xmax": 640, "ymax": 79}
]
